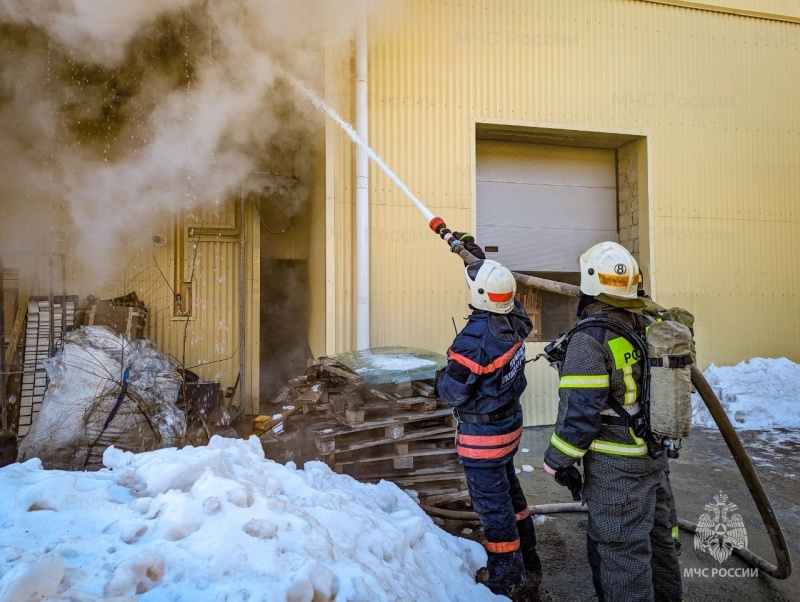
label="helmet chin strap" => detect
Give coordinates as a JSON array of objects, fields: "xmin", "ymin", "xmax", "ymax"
[{"xmin": 576, "ymin": 293, "xmax": 597, "ymax": 318}]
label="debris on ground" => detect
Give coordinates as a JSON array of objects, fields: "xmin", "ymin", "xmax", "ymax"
[
  {"xmin": 78, "ymin": 291, "xmax": 148, "ymax": 340},
  {"xmin": 17, "ymin": 326, "xmax": 185, "ymax": 470},
  {"xmin": 257, "ymin": 348, "xmax": 470, "ymax": 509}
]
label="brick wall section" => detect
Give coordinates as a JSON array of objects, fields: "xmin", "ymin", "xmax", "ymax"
[{"xmin": 617, "ymin": 142, "xmax": 639, "ymax": 263}]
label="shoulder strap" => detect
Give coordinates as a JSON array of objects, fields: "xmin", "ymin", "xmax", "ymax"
[{"xmin": 563, "ymin": 314, "xmax": 652, "ymax": 402}]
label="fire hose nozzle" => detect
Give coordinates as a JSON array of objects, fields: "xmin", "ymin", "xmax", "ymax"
[
  {"xmin": 448, "ymin": 239, "xmax": 465, "ymax": 254},
  {"xmin": 429, "ymin": 217, "xmax": 446, "ymax": 234}
]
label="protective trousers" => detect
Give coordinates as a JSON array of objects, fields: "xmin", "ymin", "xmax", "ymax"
[
  {"xmin": 583, "ymin": 455, "xmax": 683, "ymax": 602},
  {"xmin": 464, "ymin": 458, "xmax": 536, "ymax": 593}
]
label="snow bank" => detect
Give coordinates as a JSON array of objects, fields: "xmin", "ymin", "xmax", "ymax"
[
  {"xmin": 0, "ymin": 436, "xmax": 497, "ymax": 601},
  {"xmin": 692, "ymin": 357, "xmax": 800, "ymax": 430}
]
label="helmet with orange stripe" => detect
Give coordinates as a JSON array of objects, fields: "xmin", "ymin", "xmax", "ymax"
[
  {"xmin": 465, "ymin": 259, "xmax": 516, "ymax": 314},
  {"xmin": 579, "ymin": 241, "xmax": 641, "ymax": 299}
]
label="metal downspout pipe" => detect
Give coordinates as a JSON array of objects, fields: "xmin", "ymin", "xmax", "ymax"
[{"xmin": 354, "ymin": 11, "xmax": 369, "ymax": 350}]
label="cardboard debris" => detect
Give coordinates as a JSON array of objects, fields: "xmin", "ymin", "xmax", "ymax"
[{"xmin": 80, "ymin": 292, "xmax": 148, "ymax": 340}]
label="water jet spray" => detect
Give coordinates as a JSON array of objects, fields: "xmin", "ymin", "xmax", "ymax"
[{"xmin": 283, "ymin": 72, "xmax": 579, "ymax": 297}]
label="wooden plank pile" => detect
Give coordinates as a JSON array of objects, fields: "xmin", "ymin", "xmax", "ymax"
[{"xmin": 257, "ymin": 358, "xmax": 469, "ymax": 507}]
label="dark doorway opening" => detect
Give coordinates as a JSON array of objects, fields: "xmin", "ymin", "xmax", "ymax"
[{"xmin": 259, "ymin": 259, "xmax": 310, "ymax": 402}]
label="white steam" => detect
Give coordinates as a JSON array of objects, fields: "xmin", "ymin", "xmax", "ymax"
[{"xmin": 0, "ymin": 0, "xmax": 372, "ymax": 270}]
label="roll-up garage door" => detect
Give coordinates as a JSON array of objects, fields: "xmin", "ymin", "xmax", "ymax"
[{"xmin": 476, "ymin": 140, "xmax": 617, "ymax": 272}]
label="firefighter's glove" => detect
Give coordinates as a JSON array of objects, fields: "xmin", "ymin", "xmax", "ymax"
[
  {"xmin": 554, "ymin": 466, "xmax": 583, "ymax": 502},
  {"xmin": 433, "ymin": 367, "xmax": 445, "ymax": 398},
  {"xmin": 451, "ymin": 232, "xmax": 486, "ymax": 261}
]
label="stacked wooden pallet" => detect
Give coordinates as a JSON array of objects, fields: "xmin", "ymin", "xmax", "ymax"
[
  {"xmin": 19, "ymin": 296, "xmax": 76, "ymax": 437},
  {"xmin": 258, "ymin": 359, "xmax": 469, "ymax": 507}
]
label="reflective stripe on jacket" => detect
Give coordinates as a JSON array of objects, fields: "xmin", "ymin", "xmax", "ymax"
[
  {"xmin": 544, "ymin": 303, "xmax": 650, "ymax": 470},
  {"xmin": 437, "ymin": 300, "xmax": 531, "ymax": 467}
]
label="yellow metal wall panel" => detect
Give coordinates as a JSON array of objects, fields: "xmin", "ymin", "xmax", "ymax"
[
  {"xmin": 244, "ymin": 200, "xmax": 260, "ymax": 414},
  {"xmin": 521, "ymin": 343, "xmax": 561, "ymax": 427},
  {"xmin": 45, "ymin": 198, "xmax": 258, "ymax": 412},
  {"xmin": 639, "ymin": 0, "xmax": 800, "ymax": 22},
  {"xmin": 327, "ymin": 0, "xmax": 800, "ymax": 423},
  {"xmin": 325, "ymin": 39, "xmax": 357, "ymax": 354},
  {"xmin": 308, "ymin": 131, "xmax": 327, "ymax": 359},
  {"xmin": 159, "ymin": 239, "xmax": 241, "ymax": 388},
  {"xmin": 185, "ymin": 201, "xmax": 237, "ymax": 231}
]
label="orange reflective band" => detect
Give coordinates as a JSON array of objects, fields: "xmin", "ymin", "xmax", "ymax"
[
  {"xmin": 487, "ymin": 290, "xmax": 513, "ymax": 302},
  {"xmin": 485, "ymin": 539, "xmax": 520, "ymax": 554},
  {"xmin": 457, "ymin": 426, "xmax": 522, "ymax": 460},
  {"xmin": 457, "ymin": 427, "xmax": 523, "ymax": 447},
  {"xmin": 458, "ymin": 441, "xmax": 520, "ymax": 460},
  {"xmin": 515, "ymin": 507, "xmax": 530, "ymax": 521},
  {"xmin": 598, "ymin": 272, "xmax": 642, "ymax": 287},
  {"xmin": 448, "ymin": 341, "xmax": 522, "ymax": 376}
]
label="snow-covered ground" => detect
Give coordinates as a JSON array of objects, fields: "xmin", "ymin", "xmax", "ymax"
[
  {"xmin": 0, "ymin": 436, "xmax": 497, "ymax": 601},
  {"xmin": 691, "ymin": 357, "xmax": 800, "ymax": 479},
  {"xmin": 692, "ymin": 357, "xmax": 800, "ymax": 430}
]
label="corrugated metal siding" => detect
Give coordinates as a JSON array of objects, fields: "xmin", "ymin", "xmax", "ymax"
[
  {"xmin": 327, "ymin": 0, "xmax": 800, "ymax": 424},
  {"xmin": 640, "ymin": 1, "xmax": 800, "ymax": 22},
  {"xmin": 325, "ymin": 39, "xmax": 358, "ymax": 354},
  {"xmin": 244, "ymin": 200, "xmax": 260, "ymax": 413},
  {"xmin": 58, "ymin": 200, "xmax": 259, "ymax": 413},
  {"xmin": 523, "ymin": 343, "xmax": 561, "ymax": 425},
  {"xmin": 143, "ymin": 233, "xmax": 242, "ymax": 392},
  {"xmin": 308, "ymin": 130, "xmax": 327, "ymax": 358}
]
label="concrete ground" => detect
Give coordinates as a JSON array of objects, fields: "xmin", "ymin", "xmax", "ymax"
[{"xmin": 439, "ymin": 426, "xmax": 800, "ymax": 601}]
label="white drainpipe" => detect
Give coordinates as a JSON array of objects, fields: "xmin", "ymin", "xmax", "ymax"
[{"xmin": 355, "ymin": 12, "xmax": 369, "ymax": 350}]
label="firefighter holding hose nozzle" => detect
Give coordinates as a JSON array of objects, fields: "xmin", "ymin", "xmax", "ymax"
[{"xmin": 435, "ymin": 233, "xmax": 541, "ymax": 599}]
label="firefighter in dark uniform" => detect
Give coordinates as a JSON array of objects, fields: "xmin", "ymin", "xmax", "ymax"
[
  {"xmin": 542, "ymin": 241, "xmax": 683, "ymax": 602},
  {"xmin": 436, "ymin": 240, "xmax": 540, "ymax": 598}
]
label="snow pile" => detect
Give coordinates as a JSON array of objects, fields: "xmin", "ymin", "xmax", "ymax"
[
  {"xmin": 0, "ymin": 436, "xmax": 496, "ymax": 601},
  {"xmin": 692, "ymin": 357, "xmax": 800, "ymax": 430},
  {"xmin": 17, "ymin": 326, "xmax": 185, "ymax": 470}
]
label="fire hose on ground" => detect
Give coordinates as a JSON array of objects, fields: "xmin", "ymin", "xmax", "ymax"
[{"xmin": 419, "ymin": 215, "xmax": 792, "ymax": 580}]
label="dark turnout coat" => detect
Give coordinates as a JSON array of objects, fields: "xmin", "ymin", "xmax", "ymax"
[{"xmin": 437, "ymin": 299, "xmax": 532, "ymax": 467}]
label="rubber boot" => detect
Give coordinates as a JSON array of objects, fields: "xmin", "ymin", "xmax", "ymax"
[
  {"xmin": 517, "ymin": 515, "xmax": 542, "ymax": 575},
  {"xmin": 479, "ymin": 550, "xmax": 526, "ymax": 597}
]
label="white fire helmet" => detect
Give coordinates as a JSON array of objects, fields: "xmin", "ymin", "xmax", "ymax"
[
  {"xmin": 465, "ymin": 259, "xmax": 516, "ymax": 314},
  {"xmin": 579, "ymin": 241, "xmax": 642, "ymax": 299}
]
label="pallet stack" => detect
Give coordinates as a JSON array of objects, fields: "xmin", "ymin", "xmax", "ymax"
[
  {"xmin": 19, "ymin": 296, "xmax": 77, "ymax": 437},
  {"xmin": 259, "ymin": 358, "xmax": 469, "ymax": 508}
]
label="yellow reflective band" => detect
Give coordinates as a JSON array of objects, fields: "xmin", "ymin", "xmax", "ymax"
[
  {"xmin": 550, "ymin": 432, "xmax": 587, "ymax": 458},
  {"xmin": 559, "ymin": 374, "xmax": 610, "ymax": 389},
  {"xmin": 589, "ymin": 438, "xmax": 649, "ymax": 456},
  {"xmin": 607, "ymin": 336, "xmax": 641, "ymax": 369},
  {"xmin": 629, "ymin": 428, "xmax": 647, "ymax": 445},
  {"xmin": 672, "ymin": 526, "xmax": 680, "ymax": 540},
  {"xmin": 622, "ymin": 365, "xmax": 637, "ymax": 405}
]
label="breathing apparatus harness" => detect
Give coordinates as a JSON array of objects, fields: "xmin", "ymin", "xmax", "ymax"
[{"xmin": 542, "ymin": 314, "xmax": 671, "ymax": 459}]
